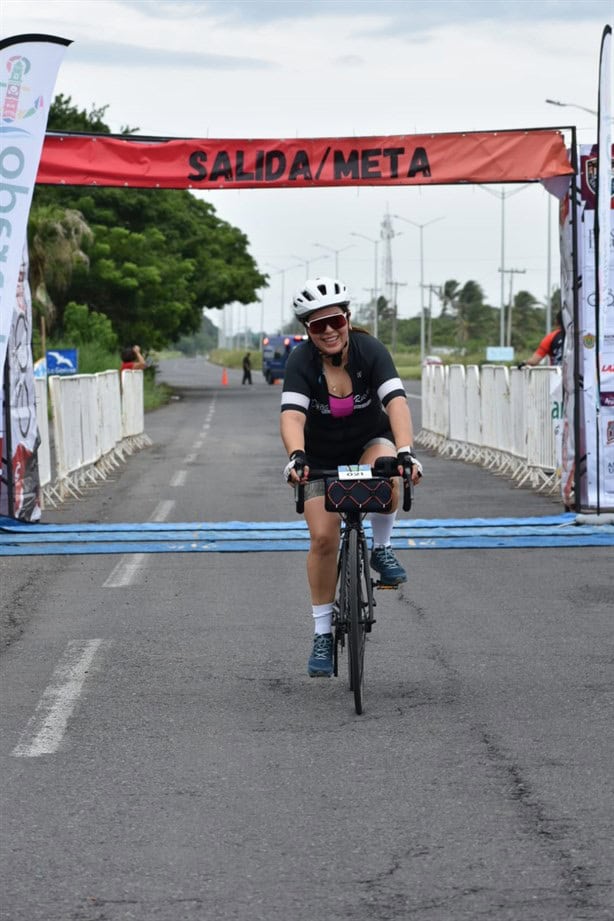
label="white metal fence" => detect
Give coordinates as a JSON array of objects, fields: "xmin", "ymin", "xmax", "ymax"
[
  {"xmin": 36, "ymin": 369, "xmax": 151, "ymax": 507},
  {"xmin": 417, "ymin": 364, "xmax": 563, "ymax": 494}
]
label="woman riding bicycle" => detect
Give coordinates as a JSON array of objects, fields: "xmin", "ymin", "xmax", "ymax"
[{"xmin": 280, "ymin": 276, "xmax": 423, "ymax": 678}]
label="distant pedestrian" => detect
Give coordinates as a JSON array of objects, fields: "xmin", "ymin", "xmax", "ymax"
[
  {"xmin": 242, "ymin": 352, "xmax": 253, "ymax": 385},
  {"xmin": 121, "ymin": 345, "xmax": 147, "ymax": 371},
  {"xmin": 518, "ymin": 311, "xmax": 564, "ymax": 368}
]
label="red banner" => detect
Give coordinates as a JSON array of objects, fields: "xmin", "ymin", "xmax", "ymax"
[{"xmin": 37, "ymin": 129, "xmax": 573, "ymax": 190}]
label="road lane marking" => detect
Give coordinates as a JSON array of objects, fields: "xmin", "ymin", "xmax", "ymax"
[
  {"xmin": 12, "ymin": 640, "xmax": 106, "ymax": 758},
  {"xmin": 103, "ymin": 553, "xmax": 148, "ymax": 586},
  {"xmin": 103, "ymin": 502, "xmax": 173, "ymax": 586},
  {"xmin": 185, "ymin": 453, "xmax": 196, "ymax": 463},
  {"xmin": 151, "ymin": 499, "xmax": 175, "ymax": 522},
  {"xmin": 103, "ymin": 396, "xmax": 216, "ymax": 586},
  {"xmin": 170, "ymin": 470, "xmax": 187, "ymax": 487}
]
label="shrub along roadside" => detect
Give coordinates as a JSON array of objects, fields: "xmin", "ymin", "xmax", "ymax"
[
  {"xmin": 209, "ymin": 348, "xmax": 424, "ymax": 380},
  {"xmin": 207, "ymin": 347, "xmax": 526, "ymax": 380}
]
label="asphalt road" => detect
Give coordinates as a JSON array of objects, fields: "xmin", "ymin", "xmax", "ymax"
[{"xmin": 0, "ymin": 357, "xmax": 612, "ymax": 921}]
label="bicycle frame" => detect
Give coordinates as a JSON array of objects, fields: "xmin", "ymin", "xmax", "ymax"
[
  {"xmin": 333, "ymin": 510, "xmax": 376, "ymax": 634},
  {"xmin": 332, "ymin": 510, "xmax": 375, "ymax": 714},
  {"xmin": 294, "ymin": 461, "xmax": 412, "ymax": 714}
]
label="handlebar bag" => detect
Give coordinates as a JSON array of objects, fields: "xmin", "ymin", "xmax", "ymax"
[{"xmin": 324, "ymin": 477, "xmax": 393, "ymax": 513}]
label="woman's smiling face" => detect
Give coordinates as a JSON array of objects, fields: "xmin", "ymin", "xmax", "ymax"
[{"xmin": 304, "ymin": 307, "xmax": 350, "ymax": 357}]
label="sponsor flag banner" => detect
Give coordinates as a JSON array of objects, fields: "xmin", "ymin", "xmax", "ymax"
[
  {"xmin": 596, "ymin": 26, "xmax": 613, "ymax": 508},
  {"xmin": 0, "ymin": 34, "xmax": 70, "ymax": 518},
  {"xmin": 5, "ymin": 247, "xmax": 41, "ymax": 520},
  {"xmin": 0, "ymin": 35, "xmax": 71, "ymax": 376},
  {"xmin": 560, "ymin": 26, "xmax": 613, "ymax": 514},
  {"xmin": 560, "ymin": 141, "xmax": 614, "ymax": 512},
  {"xmin": 36, "ymin": 128, "xmax": 573, "ymax": 190}
]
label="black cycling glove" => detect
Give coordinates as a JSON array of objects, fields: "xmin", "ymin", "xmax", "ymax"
[
  {"xmin": 397, "ymin": 449, "xmax": 423, "ymax": 479},
  {"xmin": 284, "ymin": 450, "xmax": 307, "ymax": 482}
]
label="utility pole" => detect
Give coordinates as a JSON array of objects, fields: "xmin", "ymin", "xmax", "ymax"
[
  {"xmin": 390, "ymin": 281, "xmax": 407, "ymax": 353},
  {"xmin": 479, "ymin": 184, "xmax": 530, "ymax": 346},
  {"xmin": 420, "ymin": 283, "xmax": 442, "ymax": 354},
  {"xmin": 498, "ymin": 268, "xmax": 526, "ymax": 347},
  {"xmin": 351, "ymin": 232, "xmax": 380, "ymax": 338},
  {"xmin": 393, "ymin": 213, "xmax": 444, "ymax": 363},
  {"xmin": 313, "ymin": 242, "xmax": 354, "ymax": 277},
  {"xmin": 381, "ymin": 211, "xmax": 395, "ymax": 308}
]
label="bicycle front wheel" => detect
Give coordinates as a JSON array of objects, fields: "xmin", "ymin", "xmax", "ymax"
[{"xmin": 346, "ymin": 528, "xmax": 366, "ymax": 714}]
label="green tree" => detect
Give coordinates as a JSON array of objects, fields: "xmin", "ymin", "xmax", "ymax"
[
  {"xmin": 456, "ymin": 281, "xmax": 485, "ymax": 345},
  {"xmin": 68, "ymin": 223, "xmax": 196, "ymax": 349},
  {"xmin": 439, "ymin": 279, "xmax": 460, "ymax": 317},
  {"xmin": 32, "ymin": 96, "xmax": 267, "ymax": 349},
  {"xmin": 374, "ymin": 295, "xmax": 395, "ymax": 345},
  {"xmin": 27, "ymin": 205, "xmax": 92, "ymax": 329},
  {"xmin": 63, "ymin": 301, "xmax": 118, "ymax": 352},
  {"xmin": 45, "ymin": 94, "xmax": 112, "ymax": 134},
  {"xmin": 174, "ymin": 312, "xmax": 220, "ymax": 355},
  {"xmin": 510, "ymin": 290, "xmax": 546, "ymax": 350}
]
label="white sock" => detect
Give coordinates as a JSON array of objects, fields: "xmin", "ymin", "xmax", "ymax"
[
  {"xmin": 312, "ymin": 603, "xmax": 334, "ymax": 635},
  {"xmin": 369, "ymin": 511, "xmax": 397, "ymax": 548}
]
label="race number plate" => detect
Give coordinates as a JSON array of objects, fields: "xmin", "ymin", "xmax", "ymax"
[{"xmin": 337, "ymin": 465, "xmax": 372, "ymax": 480}]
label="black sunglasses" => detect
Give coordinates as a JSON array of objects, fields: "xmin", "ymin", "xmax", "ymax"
[{"xmin": 305, "ymin": 313, "xmax": 348, "ymax": 335}]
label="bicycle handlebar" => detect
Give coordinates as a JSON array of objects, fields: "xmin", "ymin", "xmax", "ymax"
[{"xmin": 294, "ymin": 464, "xmax": 413, "ymax": 515}]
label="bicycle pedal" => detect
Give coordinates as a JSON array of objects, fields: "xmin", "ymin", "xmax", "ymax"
[{"xmin": 375, "ymin": 581, "xmax": 399, "ymax": 590}]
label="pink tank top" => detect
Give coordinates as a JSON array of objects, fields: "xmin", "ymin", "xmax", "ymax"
[{"xmin": 329, "ymin": 393, "xmax": 354, "ymax": 418}]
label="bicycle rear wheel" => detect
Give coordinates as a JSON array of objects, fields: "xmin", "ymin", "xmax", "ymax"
[{"xmin": 346, "ymin": 528, "xmax": 366, "ymax": 714}]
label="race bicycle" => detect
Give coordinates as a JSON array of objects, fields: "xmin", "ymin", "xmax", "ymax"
[{"xmin": 296, "ymin": 457, "xmax": 412, "ymax": 715}]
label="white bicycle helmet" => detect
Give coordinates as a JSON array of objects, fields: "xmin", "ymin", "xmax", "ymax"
[{"xmin": 292, "ymin": 276, "xmax": 350, "ymax": 321}]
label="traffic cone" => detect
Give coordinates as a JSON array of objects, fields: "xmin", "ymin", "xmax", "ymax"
[{"xmin": 221, "ymin": 367, "xmax": 228, "ymax": 386}]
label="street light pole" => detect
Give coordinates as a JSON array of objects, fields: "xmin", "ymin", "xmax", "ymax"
[
  {"xmin": 313, "ymin": 242, "xmax": 354, "ymax": 277},
  {"xmin": 420, "ymin": 283, "xmax": 441, "ymax": 353},
  {"xmin": 545, "ymin": 98, "xmax": 605, "ymax": 118},
  {"xmin": 390, "ymin": 280, "xmax": 407, "ymax": 353},
  {"xmin": 267, "ymin": 262, "xmax": 302, "ymax": 333},
  {"xmin": 498, "ymin": 267, "xmax": 526, "ymax": 347},
  {"xmin": 478, "ymin": 185, "xmax": 530, "ymax": 347},
  {"xmin": 350, "ymin": 232, "xmax": 380, "ymax": 337},
  {"xmin": 290, "ymin": 252, "xmax": 328, "ymax": 279},
  {"xmin": 392, "ymin": 214, "xmax": 444, "ymax": 363}
]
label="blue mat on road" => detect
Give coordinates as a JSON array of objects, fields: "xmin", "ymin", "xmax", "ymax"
[{"xmin": 1, "ymin": 514, "xmax": 613, "ymax": 556}]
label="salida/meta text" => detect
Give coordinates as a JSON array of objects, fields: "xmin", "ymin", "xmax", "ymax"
[{"xmin": 187, "ymin": 145, "xmax": 432, "ymax": 184}]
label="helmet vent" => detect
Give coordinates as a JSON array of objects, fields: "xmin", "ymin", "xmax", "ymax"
[{"xmin": 317, "ymin": 283, "xmax": 327, "ymax": 296}]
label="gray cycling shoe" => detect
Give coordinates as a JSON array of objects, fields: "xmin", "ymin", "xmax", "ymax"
[
  {"xmin": 308, "ymin": 633, "xmax": 334, "ymax": 677},
  {"xmin": 370, "ymin": 546, "xmax": 407, "ymax": 585}
]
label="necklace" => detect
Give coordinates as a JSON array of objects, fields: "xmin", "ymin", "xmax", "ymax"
[{"xmin": 325, "ymin": 365, "xmax": 348, "ymax": 394}]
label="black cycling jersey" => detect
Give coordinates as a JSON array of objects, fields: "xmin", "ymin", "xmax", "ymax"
[{"xmin": 281, "ymin": 331, "xmax": 406, "ymax": 463}]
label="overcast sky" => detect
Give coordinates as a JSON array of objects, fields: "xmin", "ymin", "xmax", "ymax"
[{"xmin": 3, "ymin": 0, "xmax": 612, "ymax": 337}]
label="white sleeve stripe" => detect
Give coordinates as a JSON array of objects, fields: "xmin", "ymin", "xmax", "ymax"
[
  {"xmin": 281, "ymin": 391, "xmax": 310, "ymax": 411},
  {"xmin": 377, "ymin": 377, "xmax": 405, "ymax": 401}
]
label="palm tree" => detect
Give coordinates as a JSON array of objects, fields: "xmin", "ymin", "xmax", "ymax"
[
  {"xmin": 27, "ymin": 206, "xmax": 93, "ymax": 330},
  {"xmin": 440, "ymin": 279, "xmax": 460, "ymax": 317},
  {"xmin": 456, "ymin": 281, "xmax": 485, "ymax": 347}
]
